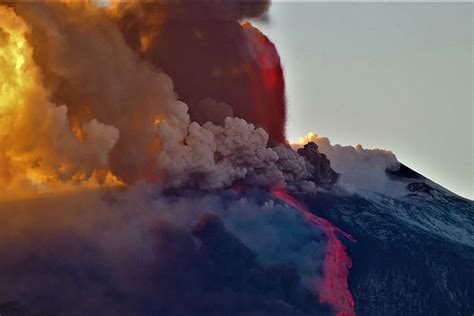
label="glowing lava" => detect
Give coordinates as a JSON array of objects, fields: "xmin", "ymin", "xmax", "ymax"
[
  {"xmin": 242, "ymin": 22, "xmax": 287, "ymax": 143},
  {"xmin": 272, "ymin": 188, "xmax": 356, "ymax": 316}
]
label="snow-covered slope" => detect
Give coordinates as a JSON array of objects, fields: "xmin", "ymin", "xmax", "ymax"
[{"xmin": 301, "ymin": 164, "xmax": 473, "ymax": 316}]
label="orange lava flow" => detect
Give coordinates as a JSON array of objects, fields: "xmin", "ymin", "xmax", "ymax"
[{"xmin": 271, "ymin": 188, "xmax": 356, "ymax": 316}]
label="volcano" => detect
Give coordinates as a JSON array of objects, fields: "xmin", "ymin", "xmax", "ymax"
[
  {"xmin": 0, "ymin": 2, "xmax": 472, "ymax": 316},
  {"xmin": 0, "ymin": 162, "xmax": 472, "ymax": 316}
]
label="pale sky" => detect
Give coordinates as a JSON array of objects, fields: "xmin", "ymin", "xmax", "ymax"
[{"xmin": 253, "ymin": 2, "xmax": 473, "ymax": 200}]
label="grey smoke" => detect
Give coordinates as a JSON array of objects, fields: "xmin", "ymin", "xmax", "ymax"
[{"xmin": 0, "ymin": 187, "xmax": 332, "ymax": 316}]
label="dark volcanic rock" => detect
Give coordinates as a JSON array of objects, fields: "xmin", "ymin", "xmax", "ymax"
[
  {"xmin": 189, "ymin": 213, "xmax": 332, "ymax": 315},
  {"xmin": 407, "ymin": 182, "xmax": 434, "ymax": 193},
  {"xmin": 297, "ymin": 142, "xmax": 339, "ymax": 185}
]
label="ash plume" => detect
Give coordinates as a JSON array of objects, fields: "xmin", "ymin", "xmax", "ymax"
[
  {"xmin": 0, "ymin": 1, "xmax": 315, "ymax": 197},
  {"xmin": 111, "ymin": 0, "xmax": 287, "ymax": 143},
  {"xmin": 8, "ymin": 2, "xmax": 189, "ymax": 186},
  {"xmin": 0, "ymin": 4, "xmax": 120, "ymax": 199},
  {"xmin": 0, "ymin": 1, "xmax": 405, "ymax": 197},
  {"xmin": 0, "ymin": 2, "xmax": 410, "ymax": 316}
]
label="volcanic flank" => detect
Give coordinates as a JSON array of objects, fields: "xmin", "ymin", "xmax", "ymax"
[{"xmin": 1, "ymin": 2, "xmax": 472, "ymax": 316}]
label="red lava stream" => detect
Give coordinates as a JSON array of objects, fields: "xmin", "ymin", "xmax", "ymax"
[{"xmin": 271, "ymin": 188, "xmax": 356, "ymax": 316}]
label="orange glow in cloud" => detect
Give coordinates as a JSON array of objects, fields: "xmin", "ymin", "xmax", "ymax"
[{"xmin": 0, "ymin": 5, "xmax": 121, "ymax": 200}]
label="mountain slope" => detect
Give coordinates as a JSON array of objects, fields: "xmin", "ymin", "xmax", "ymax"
[{"xmin": 301, "ymin": 165, "xmax": 473, "ymax": 316}]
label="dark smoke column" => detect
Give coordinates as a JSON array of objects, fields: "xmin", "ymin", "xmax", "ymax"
[{"xmin": 114, "ymin": 1, "xmax": 287, "ymax": 143}]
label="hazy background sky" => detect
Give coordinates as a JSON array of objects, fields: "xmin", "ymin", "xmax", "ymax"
[{"xmin": 253, "ymin": 2, "xmax": 473, "ymax": 199}]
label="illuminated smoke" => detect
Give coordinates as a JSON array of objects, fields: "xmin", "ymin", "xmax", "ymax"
[
  {"xmin": 0, "ymin": 5, "xmax": 119, "ymax": 199},
  {"xmin": 112, "ymin": 0, "xmax": 287, "ymax": 143},
  {"xmin": 1, "ymin": 2, "xmax": 296, "ymax": 195},
  {"xmin": 8, "ymin": 2, "xmax": 191, "ymax": 185}
]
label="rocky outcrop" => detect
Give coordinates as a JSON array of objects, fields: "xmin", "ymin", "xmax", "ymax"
[
  {"xmin": 386, "ymin": 163, "xmax": 423, "ymax": 180},
  {"xmin": 297, "ymin": 142, "xmax": 339, "ymax": 185},
  {"xmin": 407, "ymin": 182, "xmax": 434, "ymax": 193}
]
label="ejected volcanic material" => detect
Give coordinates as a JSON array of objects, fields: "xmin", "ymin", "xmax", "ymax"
[
  {"xmin": 113, "ymin": 1, "xmax": 287, "ymax": 144},
  {"xmin": 3, "ymin": 2, "xmax": 469, "ymax": 316}
]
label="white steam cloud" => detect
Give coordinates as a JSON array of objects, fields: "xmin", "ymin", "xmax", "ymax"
[{"xmin": 293, "ymin": 133, "xmax": 407, "ymax": 197}]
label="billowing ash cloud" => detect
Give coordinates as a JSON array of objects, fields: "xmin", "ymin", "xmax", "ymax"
[
  {"xmin": 0, "ymin": 1, "xmax": 318, "ymax": 198},
  {"xmin": 0, "ymin": 189, "xmax": 332, "ymax": 316},
  {"xmin": 0, "ymin": 4, "xmax": 120, "ymax": 199},
  {"xmin": 0, "ymin": 1, "xmax": 410, "ymax": 195},
  {"xmin": 1, "ymin": 1, "xmax": 398, "ymax": 198},
  {"xmin": 6, "ymin": 2, "xmax": 189, "ymax": 186},
  {"xmin": 111, "ymin": 0, "xmax": 287, "ymax": 143},
  {"xmin": 157, "ymin": 117, "xmax": 316, "ymax": 190}
]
